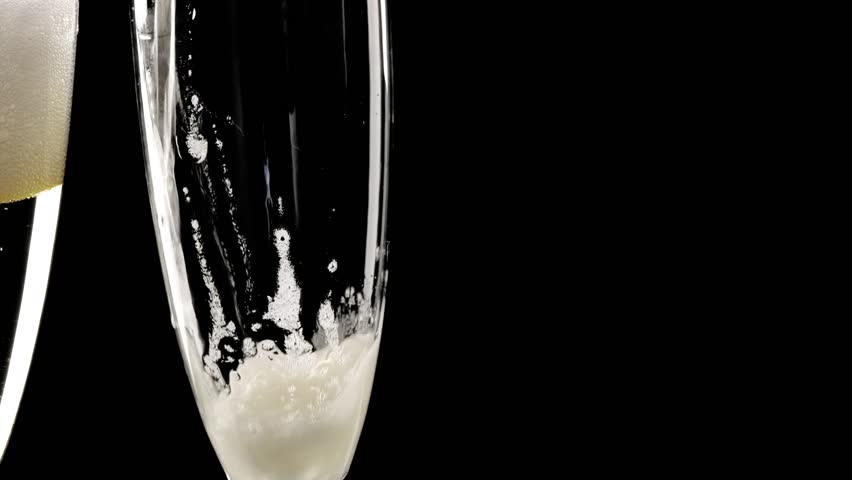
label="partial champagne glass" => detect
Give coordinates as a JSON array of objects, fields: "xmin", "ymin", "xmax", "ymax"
[
  {"xmin": 0, "ymin": 0, "xmax": 78, "ymax": 461},
  {"xmin": 131, "ymin": 1, "xmax": 391, "ymax": 478}
]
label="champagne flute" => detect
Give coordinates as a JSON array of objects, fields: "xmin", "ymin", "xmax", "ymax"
[
  {"xmin": 0, "ymin": 0, "xmax": 78, "ymax": 461},
  {"xmin": 131, "ymin": 1, "xmax": 391, "ymax": 478}
]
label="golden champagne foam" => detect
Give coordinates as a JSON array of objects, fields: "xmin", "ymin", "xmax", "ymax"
[{"xmin": 0, "ymin": 0, "xmax": 78, "ymax": 204}]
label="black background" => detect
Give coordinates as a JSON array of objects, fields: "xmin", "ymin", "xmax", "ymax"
[{"xmin": 0, "ymin": 1, "xmax": 479, "ymax": 477}]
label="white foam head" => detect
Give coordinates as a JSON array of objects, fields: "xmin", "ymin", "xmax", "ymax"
[{"xmin": 0, "ymin": 0, "xmax": 78, "ymax": 203}]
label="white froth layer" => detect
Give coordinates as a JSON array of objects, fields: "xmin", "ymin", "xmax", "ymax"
[{"xmin": 197, "ymin": 334, "xmax": 379, "ymax": 480}]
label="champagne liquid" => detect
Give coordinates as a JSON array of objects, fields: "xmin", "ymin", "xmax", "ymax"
[
  {"xmin": 0, "ymin": 0, "xmax": 77, "ymax": 204},
  {"xmin": 192, "ymin": 334, "xmax": 379, "ymax": 480}
]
